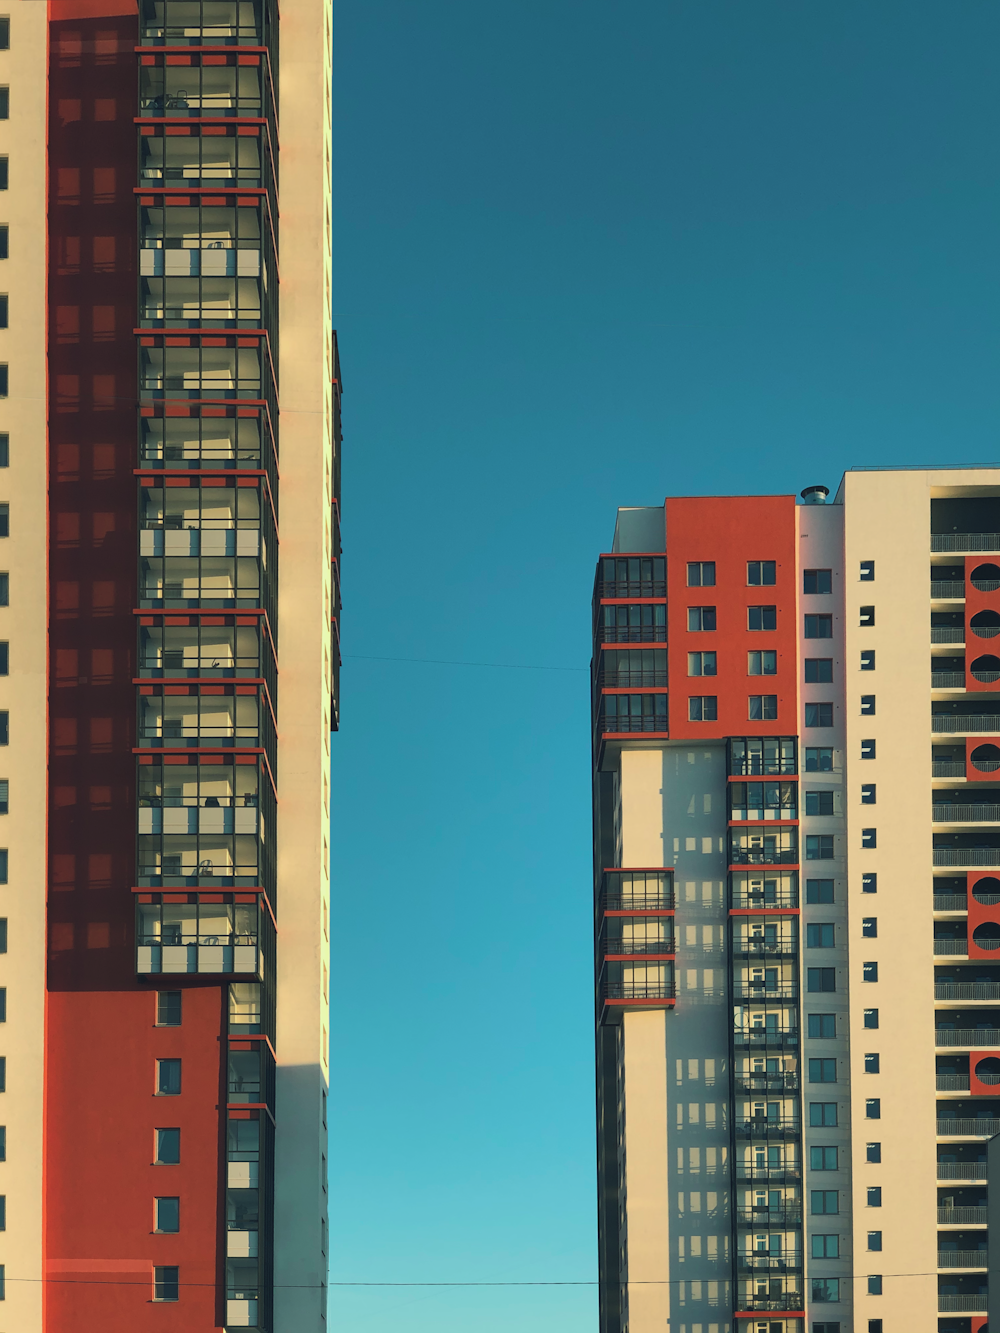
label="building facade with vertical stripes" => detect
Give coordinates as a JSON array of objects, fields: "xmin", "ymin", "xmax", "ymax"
[
  {"xmin": 593, "ymin": 469, "xmax": 1000, "ymax": 1333},
  {"xmin": 0, "ymin": 1, "xmax": 337, "ymax": 1328}
]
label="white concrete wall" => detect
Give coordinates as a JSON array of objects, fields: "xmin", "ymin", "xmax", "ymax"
[
  {"xmin": 0, "ymin": 5, "xmax": 48, "ymax": 1328},
  {"xmin": 274, "ymin": 0, "xmax": 334, "ymax": 1326}
]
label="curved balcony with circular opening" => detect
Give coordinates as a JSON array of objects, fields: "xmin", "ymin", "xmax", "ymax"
[
  {"xmin": 970, "ymin": 610, "xmax": 1000, "ymax": 640},
  {"xmin": 970, "ymin": 654, "xmax": 1000, "ymax": 684},
  {"xmin": 970, "ymin": 743, "xmax": 1000, "ymax": 773},
  {"xmin": 971, "ymin": 562, "xmax": 1000, "ymax": 592}
]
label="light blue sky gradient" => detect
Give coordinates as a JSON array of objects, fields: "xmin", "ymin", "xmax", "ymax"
[{"xmin": 328, "ymin": 2, "xmax": 1000, "ymax": 1327}]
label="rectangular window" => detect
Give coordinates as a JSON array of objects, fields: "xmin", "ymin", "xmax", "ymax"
[
  {"xmin": 688, "ymin": 695, "xmax": 717, "ymax": 721},
  {"xmin": 867, "ymin": 1142, "xmax": 881, "ymax": 1163},
  {"xmin": 811, "ymin": 1191, "xmax": 839, "ymax": 1215},
  {"xmin": 867, "ymin": 1231, "xmax": 882, "ymax": 1251},
  {"xmin": 0, "ymin": 714, "xmax": 9, "ymax": 747},
  {"xmin": 869, "ymin": 1321, "xmax": 883, "ymax": 1333},
  {"xmin": 747, "ymin": 649, "xmax": 777, "ymax": 675},
  {"xmin": 156, "ymin": 1059, "xmax": 181, "ymax": 1096},
  {"xmin": 811, "ymin": 1233, "xmax": 840, "ymax": 1258},
  {"xmin": 0, "ymin": 850, "xmax": 8, "ymax": 884},
  {"xmin": 807, "ymin": 923, "xmax": 835, "ymax": 948},
  {"xmin": 860, "ymin": 560, "xmax": 875, "ymax": 581},
  {"xmin": 805, "ymin": 747, "xmax": 833, "ymax": 772},
  {"xmin": 861, "ymin": 828, "xmax": 877, "ymax": 849},
  {"xmin": 806, "ymin": 834, "xmax": 834, "ymax": 860},
  {"xmin": 814, "ymin": 1326, "xmax": 841, "ymax": 1333},
  {"xmin": 748, "ymin": 695, "xmax": 777, "ymax": 720},
  {"xmin": 867, "ymin": 1186, "xmax": 882, "ymax": 1207},
  {"xmin": 860, "ymin": 694, "xmax": 876, "ymax": 715},
  {"xmin": 0, "ymin": 297, "xmax": 8, "ymax": 329},
  {"xmin": 747, "ymin": 560, "xmax": 776, "ymax": 586},
  {"xmin": 0, "ymin": 507, "xmax": 8, "ymax": 539},
  {"xmin": 806, "ymin": 790, "xmax": 835, "ymax": 816},
  {"xmin": 810, "ymin": 1145, "xmax": 838, "ymax": 1170},
  {"xmin": 861, "ymin": 783, "xmax": 876, "ymax": 805},
  {"xmin": 686, "ymin": 561, "xmax": 715, "ymax": 587},
  {"xmin": 868, "ymin": 1278, "xmax": 883, "ymax": 1298},
  {"xmin": 0, "ymin": 1127, "xmax": 6, "ymax": 1162},
  {"xmin": 0, "ymin": 231, "xmax": 8, "ymax": 263},
  {"xmin": 804, "ymin": 569, "xmax": 832, "ymax": 594},
  {"xmin": 0, "ymin": 1058, "xmax": 7, "ymax": 1093},
  {"xmin": 862, "ymin": 873, "xmax": 877, "ymax": 893},
  {"xmin": 155, "ymin": 1128, "xmax": 180, "ymax": 1165},
  {"xmin": 866, "ymin": 1098, "xmax": 881, "ymax": 1119},
  {"xmin": 0, "ymin": 1197, "xmax": 6, "ymax": 1231},
  {"xmin": 0, "ymin": 575, "xmax": 8, "ymax": 607},
  {"xmin": 864, "ymin": 1052, "xmax": 880, "ymax": 1073},
  {"xmin": 0, "ymin": 784, "xmax": 7, "ymax": 816},
  {"xmin": 864, "ymin": 1008, "xmax": 879, "ymax": 1029},
  {"xmin": 154, "ymin": 1197, "xmax": 180, "ymax": 1233},
  {"xmin": 808, "ymin": 1058, "xmax": 837, "ymax": 1082},
  {"xmin": 687, "ymin": 606, "xmax": 716, "ymax": 631},
  {"xmin": 807, "ymin": 968, "xmax": 836, "ymax": 992},
  {"xmin": 860, "ymin": 605, "xmax": 875, "ymax": 626},
  {"xmin": 812, "ymin": 1276, "xmax": 840, "ymax": 1300},
  {"xmin": 861, "ymin": 649, "xmax": 875, "ymax": 670},
  {"xmin": 0, "ymin": 645, "xmax": 7, "ymax": 678},
  {"xmin": 0, "ymin": 160, "xmax": 8, "ymax": 192},
  {"xmin": 805, "ymin": 614, "xmax": 833, "ymax": 639},
  {"xmin": 0, "ymin": 991, "xmax": 7, "ymax": 1023},
  {"xmin": 862, "ymin": 917, "xmax": 877, "ymax": 938},
  {"xmin": 153, "ymin": 1266, "xmax": 179, "ymax": 1302},
  {"xmin": 806, "ymin": 879, "xmax": 834, "ymax": 904},
  {"xmin": 156, "ymin": 992, "xmax": 181, "ymax": 1027},
  {"xmin": 747, "ymin": 605, "xmax": 777, "ymax": 631},
  {"xmin": 0, "ymin": 20, "xmax": 9, "ymax": 50},
  {"xmin": 0, "ymin": 366, "xmax": 7, "ymax": 397},
  {"xmin": 805, "ymin": 703, "xmax": 833, "ymax": 728},
  {"xmin": 863, "ymin": 961, "xmax": 878, "ymax": 982},
  {"xmin": 687, "ymin": 650, "xmax": 717, "ymax": 676},
  {"xmin": 861, "ymin": 738, "xmax": 876, "ymax": 759},
  {"xmin": 810, "ymin": 1102, "xmax": 838, "ymax": 1126},
  {"xmin": 0, "ymin": 921, "xmax": 7, "ymax": 954},
  {"xmin": 808, "ymin": 1013, "xmax": 836, "ymax": 1038},
  {"xmin": 805, "ymin": 658, "xmax": 833, "ymax": 683}
]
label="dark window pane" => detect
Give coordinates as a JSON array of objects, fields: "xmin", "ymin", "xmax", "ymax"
[
  {"xmin": 156, "ymin": 1128, "xmax": 181, "ymax": 1164},
  {"xmin": 805, "ymin": 658, "xmax": 833, "ymax": 682},
  {"xmin": 806, "ymin": 879, "xmax": 834, "ymax": 903},
  {"xmin": 157, "ymin": 991, "xmax": 182, "ymax": 1026}
]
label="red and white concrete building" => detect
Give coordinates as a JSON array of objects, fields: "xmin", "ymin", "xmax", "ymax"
[
  {"xmin": 0, "ymin": 1, "xmax": 337, "ymax": 1328},
  {"xmin": 592, "ymin": 471, "xmax": 1000, "ymax": 1333}
]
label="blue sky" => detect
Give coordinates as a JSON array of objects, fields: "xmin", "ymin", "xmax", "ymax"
[{"xmin": 328, "ymin": 2, "xmax": 1000, "ymax": 1327}]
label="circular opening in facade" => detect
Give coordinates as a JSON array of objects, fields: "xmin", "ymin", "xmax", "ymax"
[
  {"xmin": 975, "ymin": 1056, "xmax": 1000, "ymax": 1083},
  {"xmin": 971, "ymin": 744, "xmax": 1000, "ymax": 773},
  {"xmin": 971, "ymin": 655, "xmax": 1000, "ymax": 683},
  {"xmin": 970, "ymin": 610, "xmax": 1000, "ymax": 638},
  {"xmin": 972, "ymin": 923, "xmax": 1000, "ymax": 950},
  {"xmin": 972, "ymin": 563, "xmax": 1000, "ymax": 592},
  {"xmin": 972, "ymin": 876, "xmax": 1000, "ymax": 905}
]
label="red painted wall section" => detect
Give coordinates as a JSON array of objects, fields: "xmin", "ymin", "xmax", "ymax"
[
  {"xmin": 45, "ymin": 7, "xmax": 224, "ymax": 1329},
  {"xmin": 965, "ymin": 554, "xmax": 1000, "ymax": 691},
  {"xmin": 665, "ymin": 495, "xmax": 798, "ymax": 741}
]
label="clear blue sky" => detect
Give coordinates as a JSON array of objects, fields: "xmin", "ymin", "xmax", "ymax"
[{"xmin": 328, "ymin": 2, "xmax": 1000, "ymax": 1328}]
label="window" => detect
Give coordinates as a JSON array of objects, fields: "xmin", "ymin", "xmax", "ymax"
[
  {"xmin": 747, "ymin": 606, "xmax": 776, "ymax": 631},
  {"xmin": 809, "ymin": 1058, "xmax": 837, "ymax": 1082},
  {"xmin": 861, "ymin": 784, "xmax": 876, "ymax": 805},
  {"xmin": 860, "ymin": 694, "xmax": 876, "ymax": 715},
  {"xmin": 0, "ymin": 710, "xmax": 8, "ymax": 745},
  {"xmin": 861, "ymin": 738, "xmax": 876, "ymax": 759},
  {"xmin": 861, "ymin": 649, "xmax": 875, "ymax": 670},
  {"xmin": 862, "ymin": 917, "xmax": 877, "ymax": 938},
  {"xmin": 155, "ymin": 1197, "xmax": 179, "ymax": 1233},
  {"xmin": 0, "ymin": 1197, "xmax": 6, "ymax": 1231},
  {"xmin": 866, "ymin": 1098, "xmax": 881, "ymax": 1119},
  {"xmin": 804, "ymin": 569, "xmax": 832, "ymax": 594},
  {"xmin": 811, "ymin": 1192, "xmax": 839, "ymax": 1216},
  {"xmin": 806, "ymin": 879, "xmax": 834, "ymax": 904},
  {"xmin": 866, "ymin": 1142, "xmax": 881, "ymax": 1163},
  {"xmin": 0, "ymin": 575, "xmax": 8, "ymax": 607},
  {"xmin": 867, "ymin": 1186, "xmax": 882, "ymax": 1206},
  {"xmin": 808, "ymin": 1013, "xmax": 836, "ymax": 1038},
  {"xmin": 814, "ymin": 1326, "xmax": 841, "ymax": 1333},
  {"xmin": 0, "ymin": 849, "xmax": 8, "ymax": 884},
  {"xmin": 153, "ymin": 1266, "xmax": 179, "ymax": 1302},
  {"xmin": 869, "ymin": 1321, "xmax": 883, "ymax": 1332},
  {"xmin": 748, "ymin": 695, "xmax": 777, "ymax": 720},
  {"xmin": 805, "ymin": 658, "xmax": 833, "ymax": 682},
  {"xmin": 807, "ymin": 968, "xmax": 836, "ymax": 992},
  {"xmin": 862, "ymin": 873, "xmax": 877, "ymax": 893},
  {"xmin": 864, "ymin": 1053, "xmax": 880, "ymax": 1073},
  {"xmin": 0, "ymin": 784, "xmax": 7, "ymax": 816},
  {"xmin": 155, "ymin": 1128, "xmax": 180, "ymax": 1165},
  {"xmin": 687, "ymin": 561, "xmax": 715, "ymax": 587},
  {"xmin": 805, "ymin": 703, "xmax": 833, "ymax": 727},
  {"xmin": 687, "ymin": 651, "xmax": 716, "ymax": 676},
  {"xmin": 860, "ymin": 560, "xmax": 875, "ymax": 581},
  {"xmin": 806, "ymin": 790, "xmax": 835, "ymax": 816},
  {"xmin": 0, "ymin": 991, "xmax": 7, "ymax": 1024},
  {"xmin": 0, "ymin": 20, "xmax": 8, "ymax": 50},
  {"xmin": 687, "ymin": 606, "xmax": 716, "ymax": 631},
  {"xmin": 811, "ymin": 1278, "xmax": 840, "ymax": 1306},
  {"xmin": 156, "ymin": 992, "xmax": 181, "ymax": 1027},
  {"xmin": 688, "ymin": 695, "xmax": 717, "ymax": 721},
  {"xmin": 0, "ymin": 506, "xmax": 8, "ymax": 538},
  {"xmin": 156, "ymin": 1059, "xmax": 181, "ymax": 1095},
  {"xmin": 0, "ymin": 161, "xmax": 8, "ymax": 191},
  {"xmin": 867, "ymin": 1231, "xmax": 882, "ymax": 1251},
  {"xmin": 861, "ymin": 828, "xmax": 877, "ymax": 849},
  {"xmin": 747, "ymin": 560, "xmax": 776, "ymax": 586},
  {"xmin": 805, "ymin": 614, "xmax": 833, "ymax": 639},
  {"xmin": 863, "ymin": 961, "xmax": 878, "ymax": 982},
  {"xmin": 810, "ymin": 1145, "xmax": 838, "ymax": 1170},
  {"xmin": 864, "ymin": 1008, "xmax": 879, "ymax": 1029},
  {"xmin": 807, "ymin": 923, "xmax": 835, "ymax": 948},
  {"xmin": 868, "ymin": 1278, "xmax": 882, "ymax": 1297},
  {"xmin": 805, "ymin": 747, "xmax": 833, "ymax": 772},
  {"xmin": 0, "ymin": 366, "xmax": 7, "ymax": 397},
  {"xmin": 811, "ymin": 1233, "xmax": 839, "ymax": 1258},
  {"xmin": 0, "ymin": 921, "xmax": 7, "ymax": 954},
  {"xmin": 0, "ymin": 231, "xmax": 7, "ymax": 263},
  {"xmin": 0, "ymin": 1059, "xmax": 7, "ymax": 1093},
  {"xmin": 748, "ymin": 650, "xmax": 777, "ymax": 675},
  {"xmin": 0, "ymin": 297, "xmax": 7, "ymax": 329},
  {"xmin": 860, "ymin": 605, "xmax": 875, "ymax": 626},
  {"xmin": 806, "ymin": 834, "xmax": 834, "ymax": 860},
  {"xmin": 810, "ymin": 1102, "xmax": 838, "ymax": 1126}
]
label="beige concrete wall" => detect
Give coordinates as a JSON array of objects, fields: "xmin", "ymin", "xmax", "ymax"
[
  {"xmin": 0, "ymin": 5, "xmax": 48, "ymax": 1329},
  {"xmin": 274, "ymin": 0, "xmax": 334, "ymax": 1326}
]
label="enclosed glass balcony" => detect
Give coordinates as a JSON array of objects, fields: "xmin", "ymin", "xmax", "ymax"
[
  {"xmin": 140, "ymin": 59, "xmax": 267, "ymax": 119},
  {"xmin": 139, "ymin": 126, "xmax": 271, "ymax": 191},
  {"xmin": 140, "ymin": 0, "xmax": 272, "ymax": 45},
  {"xmin": 136, "ymin": 898, "xmax": 268, "ymax": 975},
  {"xmin": 139, "ymin": 410, "xmax": 270, "ymax": 471}
]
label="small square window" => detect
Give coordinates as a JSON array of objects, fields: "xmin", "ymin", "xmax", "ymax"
[
  {"xmin": 686, "ymin": 561, "xmax": 715, "ymax": 587},
  {"xmin": 805, "ymin": 747, "xmax": 833, "ymax": 772},
  {"xmin": 155, "ymin": 1197, "xmax": 180, "ymax": 1233},
  {"xmin": 806, "ymin": 790, "xmax": 835, "ymax": 816},
  {"xmin": 860, "ymin": 738, "xmax": 876, "ymax": 759},
  {"xmin": 808, "ymin": 1013, "xmax": 836, "ymax": 1038},
  {"xmin": 861, "ymin": 649, "xmax": 875, "ymax": 670},
  {"xmin": 156, "ymin": 1059, "xmax": 181, "ymax": 1096},
  {"xmin": 810, "ymin": 1145, "xmax": 838, "ymax": 1170},
  {"xmin": 805, "ymin": 658, "xmax": 833, "ymax": 682},
  {"xmin": 807, "ymin": 923, "xmax": 835, "ymax": 948},
  {"xmin": 807, "ymin": 967, "xmax": 836, "ymax": 992},
  {"xmin": 808, "ymin": 1057, "xmax": 837, "ymax": 1082},
  {"xmin": 806, "ymin": 834, "xmax": 834, "ymax": 860},
  {"xmin": 153, "ymin": 1266, "xmax": 179, "ymax": 1302},
  {"xmin": 156, "ymin": 992, "xmax": 181, "ymax": 1027},
  {"xmin": 810, "ymin": 1102, "xmax": 837, "ymax": 1126},
  {"xmin": 860, "ymin": 605, "xmax": 875, "ymax": 627},
  {"xmin": 868, "ymin": 1278, "xmax": 883, "ymax": 1298},
  {"xmin": 861, "ymin": 783, "xmax": 876, "ymax": 805},
  {"xmin": 806, "ymin": 879, "xmax": 834, "ymax": 904},
  {"xmin": 862, "ymin": 917, "xmax": 877, "ymax": 938},
  {"xmin": 748, "ymin": 694, "xmax": 777, "ymax": 720},
  {"xmin": 811, "ymin": 1233, "xmax": 839, "ymax": 1258},
  {"xmin": 687, "ymin": 606, "xmax": 716, "ymax": 632},
  {"xmin": 864, "ymin": 1008, "xmax": 879, "ymax": 1029},
  {"xmin": 748, "ymin": 649, "xmax": 777, "ymax": 675},
  {"xmin": 865, "ymin": 1053, "xmax": 880, "ymax": 1074},
  {"xmin": 805, "ymin": 703, "xmax": 833, "ymax": 728},
  {"xmin": 861, "ymin": 828, "xmax": 877, "ymax": 849},
  {"xmin": 867, "ymin": 1185, "xmax": 882, "ymax": 1206},
  {"xmin": 688, "ymin": 695, "xmax": 717, "ymax": 722},
  {"xmin": 155, "ymin": 1128, "xmax": 181, "ymax": 1165},
  {"xmin": 804, "ymin": 614, "xmax": 833, "ymax": 639},
  {"xmin": 687, "ymin": 650, "xmax": 716, "ymax": 676},
  {"xmin": 811, "ymin": 1277, "xmax": 840, "ymax": 1302},
  {"xmin": 811, "ymin": 1192, "xmax": 839, "ymax": 1217},
  {"xmin": 804, "ymin": 569, "xmax": 832, "ymax": 594},
  {"xmin": 867, "ymin": 1142, "xmax": 881, "ymax": 1163},
  {"xmin": 867, "ymin": 1230, "xmax": 882, "ymax": 1251},
  {"xmin": 862, "ymin": 872, "xmax": 878, "ymax": 893},
  {"xmin": 747, "ymin": 560, "xmax": 776, "ymax": 586},
  {"xmin": 863, "ymin": 960, "xmax": 879, "ymax": 981},
  {"xmin": 860, "ymin": 560, "xmax": 875, "ymax": 581},
  {"xmin": 860, "ymin": 694, "xmax": 876, "ymax": 715},
  {"xmin": 866, "ymin": 1098, "xmax": 881, "ymax": 1119},
  {"xmin": 747, "ymin": 605, "xmax": 776, "ymax": 632}
]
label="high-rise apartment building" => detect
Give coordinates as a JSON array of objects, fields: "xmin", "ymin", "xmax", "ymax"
[
  {"xmin": 0, "ymin": 2, "xmax": 337, "ymax": 1329},
  {"xmin": 592, "ymin": 468, "xmax": 1000, "ymax": 1333}
]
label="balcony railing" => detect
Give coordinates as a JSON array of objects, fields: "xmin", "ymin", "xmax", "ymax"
[
  {"xmin": 599, "ymin": 870, "xmax": 673, "ymax": 913},
  {"xmin": 933, "ymin": 761, "xmax": 968, "ymax": 777},
  {"xmin": 933, "ymin": 715, "xmax": 1000, "ymax": 732},
  {"xmin": 937, "ymin": 1119, "xmax": 1000, "ymax": 1135},
  {"xmin": 932, "ymin": 582, "xmax": 966, "ymax": 598},
  {"xmin": 935, "ymin": 1029, "xmax": 1000, "ymax": 1047},
  {"xmin": 934, "ymin": 895, "xmax": 969, "ymax": 911},
  {"xmin": 732, "ymin": 982, "xmax": 798, "ymax": 1000},
  {"xmin": 938, "ymin": 1252, "xmax": 988, "ymax": 1269},
  {"xmin": 733, "ymin": 1117, "xmax": 800, "ymax": 1140},
  {"xmin": 597, "ymin": 671, "xmax": 668, "ymax": 689},
  {"xmin": 937, "ymin": 1162, "xmax": 987, "ymax": 1179},
  {"xmin": 137, "ymin": 938, "xmax": 261, "ymax": 977},
  {"xmin": 934, "ymin": 939, "xmax": 970, "ymax": 954},
  {"xmin": 932, "ymin": 533, "xmax": 1000, "ymax": 552},
  {"xmin": 599, "ymin": 937, "xmax": 674, "ymax": 957},
  {"xmin": 733, "ymin": 1072, "xmax": 799, "ymax": 1094},
  {"xmin": 601, "ymin": 982, "xmax": 675, "ymax": 1001},
  {"xmin": 730, "ymin": 886, "xmax": 799, "ymax": 910},
  {"xmin": 935, "ymin": 850, "xmax": 1000, "ymax": 867},
  {"xmin": 932, "ymin": 672, "xmax": 966, "ymax": 688},
  {"xmin": 735, "ymin": 1207, "xmax": 802, "ymax": 1227},
  {"xmin": 936, "ymin": 982, "xmax": 1000, "ymax": 1000},
  {"xmin": 938, "ymin": 1207, "xmax": 988, "ymax": 1225},
  {"xmin": 938, "ymin": 1295, "xmax": 989, "ymax": 1312},
  {"xmin": 733, "ymin": 1164, "xmax": 801, "ymax": 1184},
  {"xmin": 934, "ymin": 804, "xmax": 1000, "ymax": 822},
  {"xmin": 736, "ymin": 1255, "xmax": 803, "ymax": 1273},
  {"xmin": 736, "ymin": 1294, "xmax": 804, "ymax": 1312},
  {"xmin": 733, "ymin": 1029, "xmax": 799, "ymax": 1049},
  {"xmin": 937, "ymin": 1075, "xmax": 971, "ymax": 1090},
  {"xmin": 596, "ymin": 581, "xmax": 667, "ymax": 599},
  {"xmin": 729, "ymin": 849, "xmax": 798, "ymax": 866},
  {"xmin": 933, "ymin": 627, "xmax": 967, "ymax": 643},
  {"xmin": 731, "ymin": 940, "xmax": 799, "ymax": 959}
]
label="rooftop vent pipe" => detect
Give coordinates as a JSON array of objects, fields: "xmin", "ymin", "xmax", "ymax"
[{"xmin": 800, "ymin": 485, "xmax": 829, "ymax": 505}]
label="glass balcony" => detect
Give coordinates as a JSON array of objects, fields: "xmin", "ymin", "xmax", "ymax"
[
  {"xmin": 139, "ymin": 126, "xmax": 272, "ymax": 192},
  {"xmin": 138, "ymin": 689, "xmax": 272, "ymax": 753},
  {"xmin": 728, "ymin": 781, "xmax": 797, "ymax": 821},
  {"xmin": 730, "ymin": 827, "xmax": 798, "ymax": 866},
  {"xmin": 136, "ymin": 899, "xmax": 266, "ymax": 975},
  {"xmin": 595, "ymin": 556, "xmax": 665, "ymax": 599},
  {"xmin": 598, "ymin": 693, "xmax": 667, "ymax": 734},
  {"xmin": 139, "ymin": 59, "xmax": 269, "ymax": 119},
  {"xmin": 140, "ymin": 0, "xmax": 272, "ymax": 45},
  {"xmin": 597, "ymin": 648, "xmax": 667, "ymax": 689},
  {"xmin": 730, "ymin": 872, "xmax": 799, "ymax": 910},
  {"xmin": 599, "ymin": 869, "xmax": 673, "ymax": 912},
  {"xmin": 728, "ymin": 737, "xmax": 797, "ymax": 776},
  {"xmin": 139, "ymin": 406, "xmax": 273, "ymax": 476},
  {"xmin": 598, "ymin": 919, "xmax": 673, "ymax": 957},
  {"xmin": 139, "ymin": 619, "xmax": 275, "ymax": 684},
  {"xmin": 597, "ymin": 603, "xmax": 666, "ymax": 643}
]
